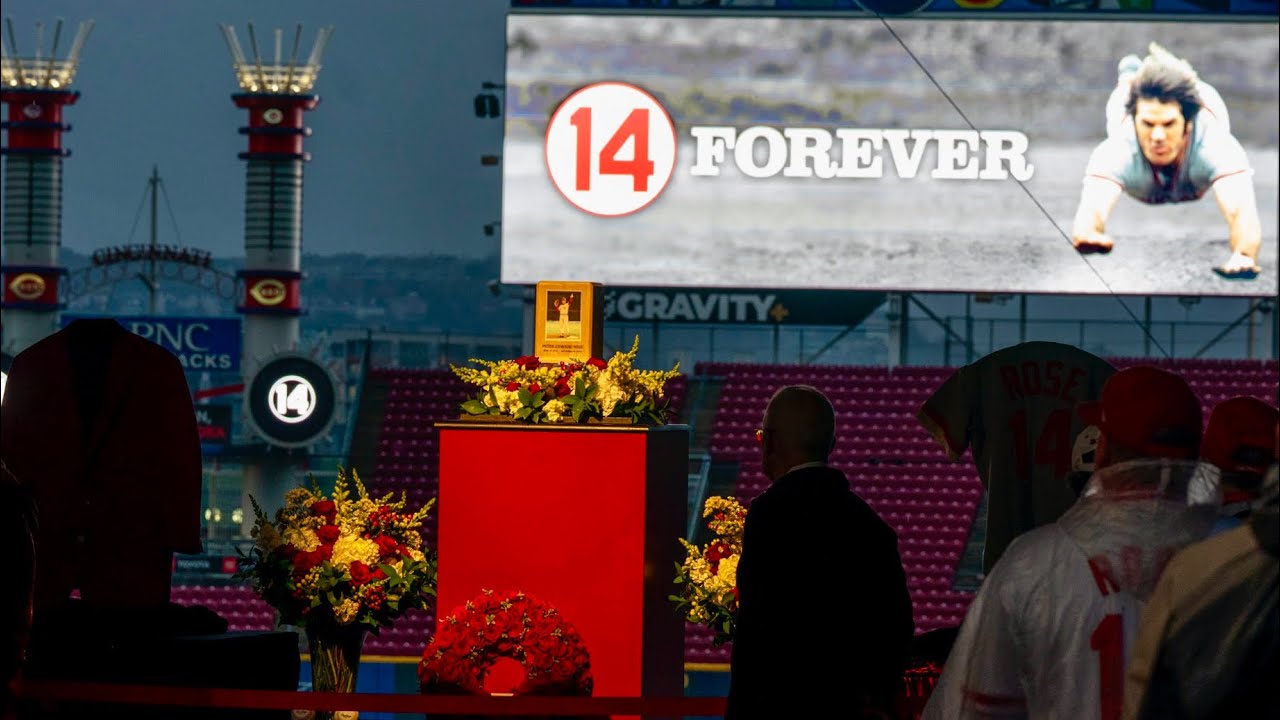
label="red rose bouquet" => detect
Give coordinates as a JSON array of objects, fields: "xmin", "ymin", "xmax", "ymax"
[{"xmin": 419, "ymin": 589, "xmax": 593, "ymax": 697}]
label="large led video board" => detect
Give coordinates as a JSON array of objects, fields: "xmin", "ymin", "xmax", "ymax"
[{"xmin": 500, "ymin": 15, "xmax": 1278, "ymax": 296}]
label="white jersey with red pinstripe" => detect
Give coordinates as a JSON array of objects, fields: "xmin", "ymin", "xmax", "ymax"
[{"xmin": 922, "ymin": 460, "xmax": 1217, "ymax": 720}]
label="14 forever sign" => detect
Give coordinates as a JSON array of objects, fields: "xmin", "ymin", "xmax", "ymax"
[
  {"xmin": 545, "ymin": 82, "xmax": 678, "ymax": 217},
  {"xmin": 545, "ymin": 81, "xmax": 1036, "ymax": 216}
]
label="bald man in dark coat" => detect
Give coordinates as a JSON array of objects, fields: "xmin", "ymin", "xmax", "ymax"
[{"xmin": 727, "ymin": 385, "xmax": 914, "ymax": 719}]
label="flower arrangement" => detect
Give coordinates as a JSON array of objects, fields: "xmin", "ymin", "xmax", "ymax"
[
  {"xmin": 419, "ymin": 589, "xmax": 593, "ymax": 697},
  {"xmin": 236, "ymin": 467, "xmax": 437, "ymax": 634},
  {"xmin": 670, "ymin": 496, "xmax": 746, "ymax": 646},
  {"xmin": 451, "ymin": 336, "xmax": 680, "ymax": 425}
]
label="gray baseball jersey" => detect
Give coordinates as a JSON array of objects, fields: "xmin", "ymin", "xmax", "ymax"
[{"xmin": 919, "ymin": 341, "xmax": 1115, "ymax": 573}]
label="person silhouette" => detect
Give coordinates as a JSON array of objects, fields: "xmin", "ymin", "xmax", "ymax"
[
  {"xmin": 2, "ymin": 319, "xmax": 206, "ymax": 691},
  {"xmin": 727, "ymin": 385, "xmax": 913, "ymax": 719}
]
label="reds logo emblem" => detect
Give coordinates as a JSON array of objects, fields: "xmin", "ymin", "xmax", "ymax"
[
  {"xmin": 8, "ymin": 273, "xmax": 47, "ymax": 301},
  {"xmin": 249, "ymin": 278, "xmax": 287, "ymax": 306},
  {"xmin": 262, "ymin": 108, "xmax": 284, "ymax": 125}
]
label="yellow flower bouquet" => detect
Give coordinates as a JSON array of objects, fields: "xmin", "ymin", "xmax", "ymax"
[
  {"xmin": 236, "ymin": 467, "xmax": 437, "ymax": 634},
  {"xmin": 451, "ymin": 336, "xmax": 680, "ymax": 425},
  {"xmin": 671, "ymin": 496, "xmax": 746, "ymax": 646}
]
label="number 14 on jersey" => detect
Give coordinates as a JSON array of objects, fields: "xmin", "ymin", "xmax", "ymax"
[{"xmin": 545, "ymin": 82, "xmax": 677, "ymax": 218}]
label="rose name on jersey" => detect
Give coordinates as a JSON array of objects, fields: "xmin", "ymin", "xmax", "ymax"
[{"xmin": 998, "ymin": 360, "xmax": 1094, "ymax": 403}]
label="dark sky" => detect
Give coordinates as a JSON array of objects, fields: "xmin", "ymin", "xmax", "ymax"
[{"xmin": 4, "ymin": 0, "xmax": 508, "ymax": 259}]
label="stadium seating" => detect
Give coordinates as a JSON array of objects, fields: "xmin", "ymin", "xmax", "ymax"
[
  {"xmin": 169, "ymin": 585, "xmax": 274, "ymax": 633},
  {"xmin": 174, "ymin": 358, "xmax": 1275, "ymax": 664}
]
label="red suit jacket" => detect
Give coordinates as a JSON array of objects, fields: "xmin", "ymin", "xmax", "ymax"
[{"xmin": 0, "ymin": 319, "xmax": 202, "ymax": 611}]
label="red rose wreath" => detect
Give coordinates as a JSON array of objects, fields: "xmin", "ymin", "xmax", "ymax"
[{"xmin": 419, "ymin": 589, "xmax": 593, "ymax": 697}]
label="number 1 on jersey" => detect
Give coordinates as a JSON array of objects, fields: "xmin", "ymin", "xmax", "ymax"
[{"xmin": 1090, "ymin": 613, "xmax": 1123, "ymax": 720}]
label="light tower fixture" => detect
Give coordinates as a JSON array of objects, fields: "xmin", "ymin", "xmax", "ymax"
[
  {"xmin": 218, "ymin": 22, "xmax": 334, "ymax": 95},
  {"xmin": 1, "ymin": 17, "xmax": 94, "ymax": 90}
]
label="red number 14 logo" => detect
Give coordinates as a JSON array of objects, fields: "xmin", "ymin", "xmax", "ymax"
[{"xmin": 545, "ymin": 82, "xmax": 677, "ymax": 217}]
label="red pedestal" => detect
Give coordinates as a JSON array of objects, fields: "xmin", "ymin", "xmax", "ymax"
[{"xmin": 436, "ymin": 422, "xmax": 688, "ymax": 711}]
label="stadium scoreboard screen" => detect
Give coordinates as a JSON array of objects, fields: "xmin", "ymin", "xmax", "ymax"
[{"xmin": 500, "ymin": 13, "xmax": 1278, "ymax": 297}]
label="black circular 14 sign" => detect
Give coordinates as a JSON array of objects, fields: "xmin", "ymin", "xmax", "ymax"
[{"xmin": 247, "ymin": 355, "xmax": 337, "ymax": 449}]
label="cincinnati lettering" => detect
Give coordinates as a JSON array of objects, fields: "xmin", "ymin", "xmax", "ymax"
[
  {"xmin": 689, "ymin": 126, "xmax": 1034, "ymax": 181},
  {"xmin": 92, "ymin": 244, "xmax": 213, "ymax": 268}
]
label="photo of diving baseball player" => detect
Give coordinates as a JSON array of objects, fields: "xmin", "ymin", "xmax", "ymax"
[{"xmin": 1071, "ymin": 43, "xmax": 1264, "ymax": 280}]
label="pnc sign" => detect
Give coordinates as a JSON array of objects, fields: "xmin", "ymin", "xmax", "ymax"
[{"xmin": 62, "ymin": 316, "xmax": 242, "ymax": 372}]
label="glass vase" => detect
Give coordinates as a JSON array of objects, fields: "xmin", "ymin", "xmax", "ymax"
[{"xmin": 306, "ymin": 623, "xmax": 369, "ymax": 720}]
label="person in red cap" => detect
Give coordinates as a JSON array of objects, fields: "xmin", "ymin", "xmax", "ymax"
[
  {"xmin": 1075, "ymin": 365, "xmax": 1204, "ymax": 468},
  {"xmin": 924, "ymin": 366, "xmax": 1218, "ymax": 720},
  {"xmin": 1200, "ymin": 396, "xmax": 1279, "ymax": 529}
]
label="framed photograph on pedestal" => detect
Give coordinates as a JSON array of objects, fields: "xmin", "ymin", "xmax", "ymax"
[{"xmin": 535, "ymin": 280, "xmax": 603, "ymax": 362}]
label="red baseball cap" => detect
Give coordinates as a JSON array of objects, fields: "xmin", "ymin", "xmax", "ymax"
[
  {"xmin": 1202, "ymin": 396, "xmax": 1279, "ymax": 475},
  {"xmin": 1078, "ymin": 366, "xmax": 1201, "ymax": 459}
]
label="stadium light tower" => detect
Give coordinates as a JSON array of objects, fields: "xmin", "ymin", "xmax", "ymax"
[
  {"xmin": 219, "ymin": 22, "xmax": 333, "ymax": 377},
  {"xmin": 0, "ymin": 18, "xmax": 94, "ymax": 355},
  {"xmin": 221, "ymin": 23, "xmax": 333, "ymax": 536}
]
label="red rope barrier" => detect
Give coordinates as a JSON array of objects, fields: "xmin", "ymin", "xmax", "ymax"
[{"xmin": 16, "ymin": 680, "xmax": 727, "ymax": 716}]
